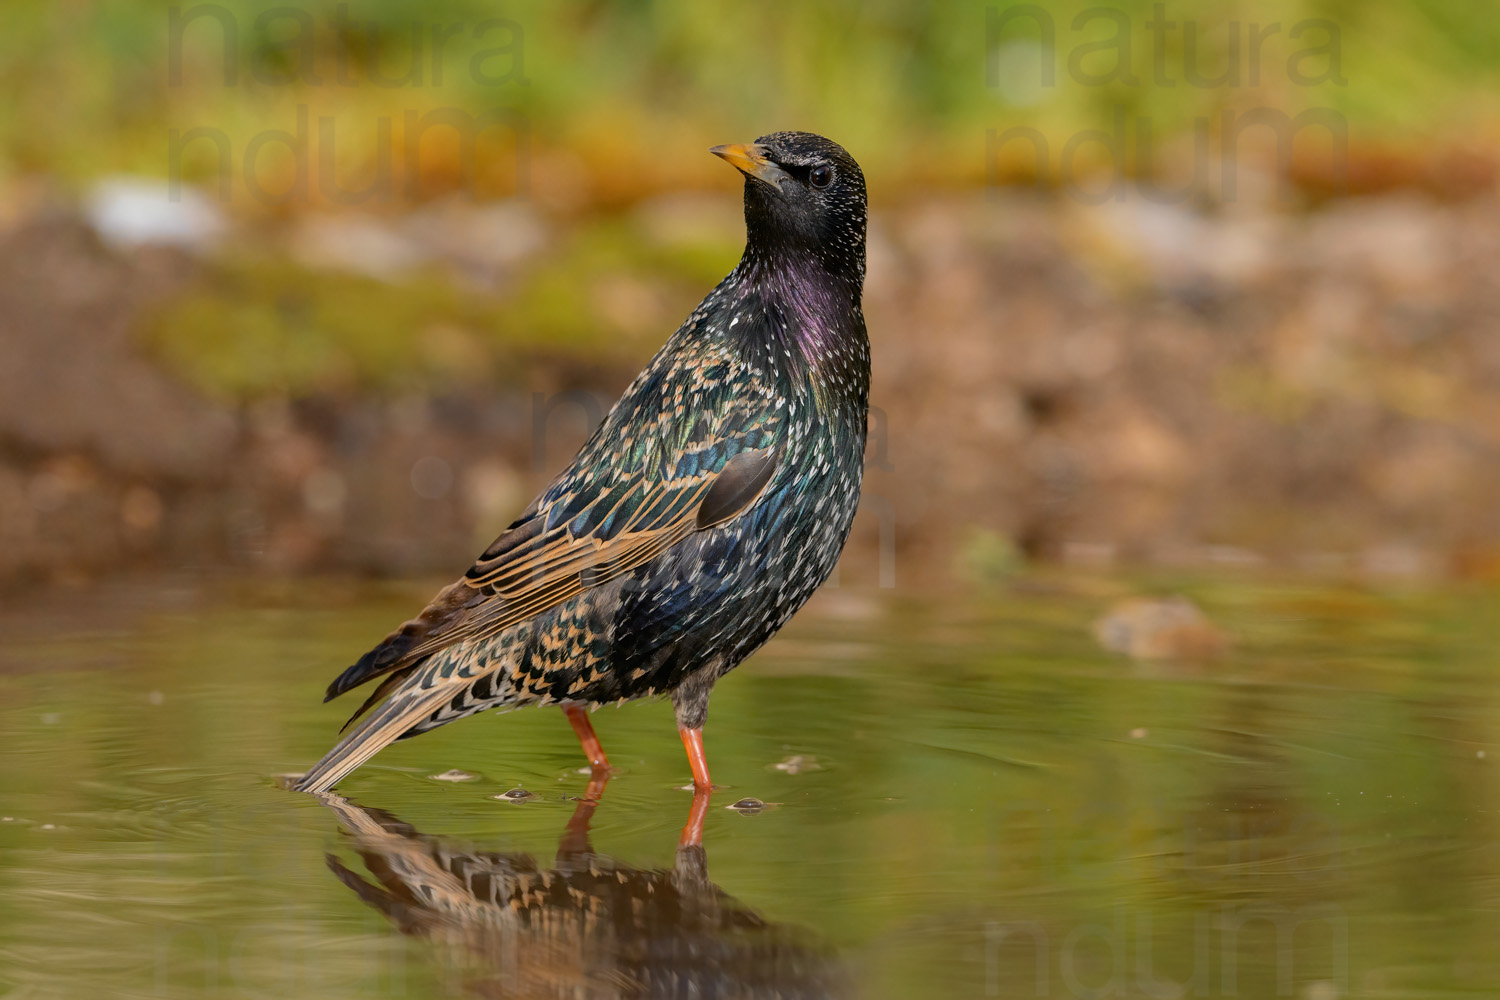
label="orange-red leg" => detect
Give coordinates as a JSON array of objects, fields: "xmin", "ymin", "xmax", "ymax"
[
  {"xmin": 564, "ymin": 704, "xmax": 610, "ymax": 771},
  {"xmin": 679, "ymin": 726, "xmax": 712, "ymax": 791}
]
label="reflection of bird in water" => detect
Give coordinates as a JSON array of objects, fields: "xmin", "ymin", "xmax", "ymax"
[{"xmin": 318, "ymin": 781, "xmax": 847, "ymax": 999}]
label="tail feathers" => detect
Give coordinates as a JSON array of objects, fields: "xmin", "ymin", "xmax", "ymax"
[
  {"xmin": 341, "ymin": 668, "xmax": 414, "ymax": 733},
  {"xmin": 295, "ymin": 682, "xmax": 459, "ymax": 794},
  {"xmin": 325, "ymin": 637, "xmax": 413, "ymax": 702},
  {"xmin": 324, "ymin": 581, "xmax": 484, "ymax": 702}
]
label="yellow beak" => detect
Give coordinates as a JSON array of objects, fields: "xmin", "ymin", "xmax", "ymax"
[{"xmin": 710, "ymin": 143, "xmax": 788, "ymax": 190}]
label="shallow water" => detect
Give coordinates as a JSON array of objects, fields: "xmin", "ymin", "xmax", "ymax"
[{"xmin": 2, "ymin": 574, "xmax": 1499, "ymax": 998}]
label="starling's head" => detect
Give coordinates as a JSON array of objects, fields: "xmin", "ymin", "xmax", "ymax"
[{"xmin": 711, "ymin": 131, "xmax": 866, "ymax": 283}]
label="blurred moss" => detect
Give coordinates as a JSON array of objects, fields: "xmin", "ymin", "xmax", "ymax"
[
  {"xmin": 502, "ymin": 216, "xmax": 739, "ymax": 353},
  {"xmin": 958, "ymin": 527, "xmax": 1028, "ymax": 583},
  {"xmin": 141, "ymin": 214, "xmax": 740, "ymax": 400},
  {"xmin": 148, "ymin": 259, "xmax": 497, "ymax": 398}
]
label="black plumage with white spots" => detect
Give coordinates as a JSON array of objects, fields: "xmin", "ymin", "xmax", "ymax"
[{"xmin": 296, "ymin": 132, "xmax": 869, "ymax": 793}]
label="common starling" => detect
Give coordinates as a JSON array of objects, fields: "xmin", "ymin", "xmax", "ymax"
[{"xmin": 295, "ymin": 131, "xmax": 869, "ymax": 794}]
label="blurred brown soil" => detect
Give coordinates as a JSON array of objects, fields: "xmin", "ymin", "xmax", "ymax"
[
  {"xmin": 4, "ymin": 189, "xmax": 1500, "ymax": 591},
  {"xmin": 865, "ymin": 191, "xmax": 1500, "ymax": 581}
]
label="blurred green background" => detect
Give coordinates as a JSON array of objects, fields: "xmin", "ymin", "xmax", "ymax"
[
  {"xmin": 5, "ymin": 0, "xmax": 1498, "ymax": 197},
  {"xmin": 2, "ymin": 0, "xmax": 1499, "ymax": 587}
]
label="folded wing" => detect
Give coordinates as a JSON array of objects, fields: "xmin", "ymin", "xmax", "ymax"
[{"xmin": 323, "ymin": 444, "xmax": 780, "ymax": 710}]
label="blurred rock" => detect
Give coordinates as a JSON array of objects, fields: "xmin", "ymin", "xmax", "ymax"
[
  {"xmin": 289, "ymin": 199, "xmax": 548, "ymax": 285},
  {"xmin": 84, "ymin": 177, "xmax": 225, "ymax": 251},
  {"xmin": 772, "ymin": 755, "xmax": 820, "ymax": 774},
  {"xmin": 862, "ymin": 189, "xmax": 1500, "ymax": 577},
  {"xmin": 1094, "ymin": 596, "xmax": 1228, "ymax": 661},
  {"xmin": 290, "ymin": 214, "xmax": 425, "ymax": 279},
  {"xmin": 403, "ymin": 199, "xmax": 549, "ymax": 286}
]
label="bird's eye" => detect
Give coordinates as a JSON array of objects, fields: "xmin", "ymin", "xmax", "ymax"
[{"xmin": 809, "ymin": 164, "xmax": 834, "ymax": 189}]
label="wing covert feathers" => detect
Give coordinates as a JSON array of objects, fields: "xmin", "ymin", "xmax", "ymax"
[{"xmin": 697, "ymin": 448, "xmax": 777, "ymax": 529}]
